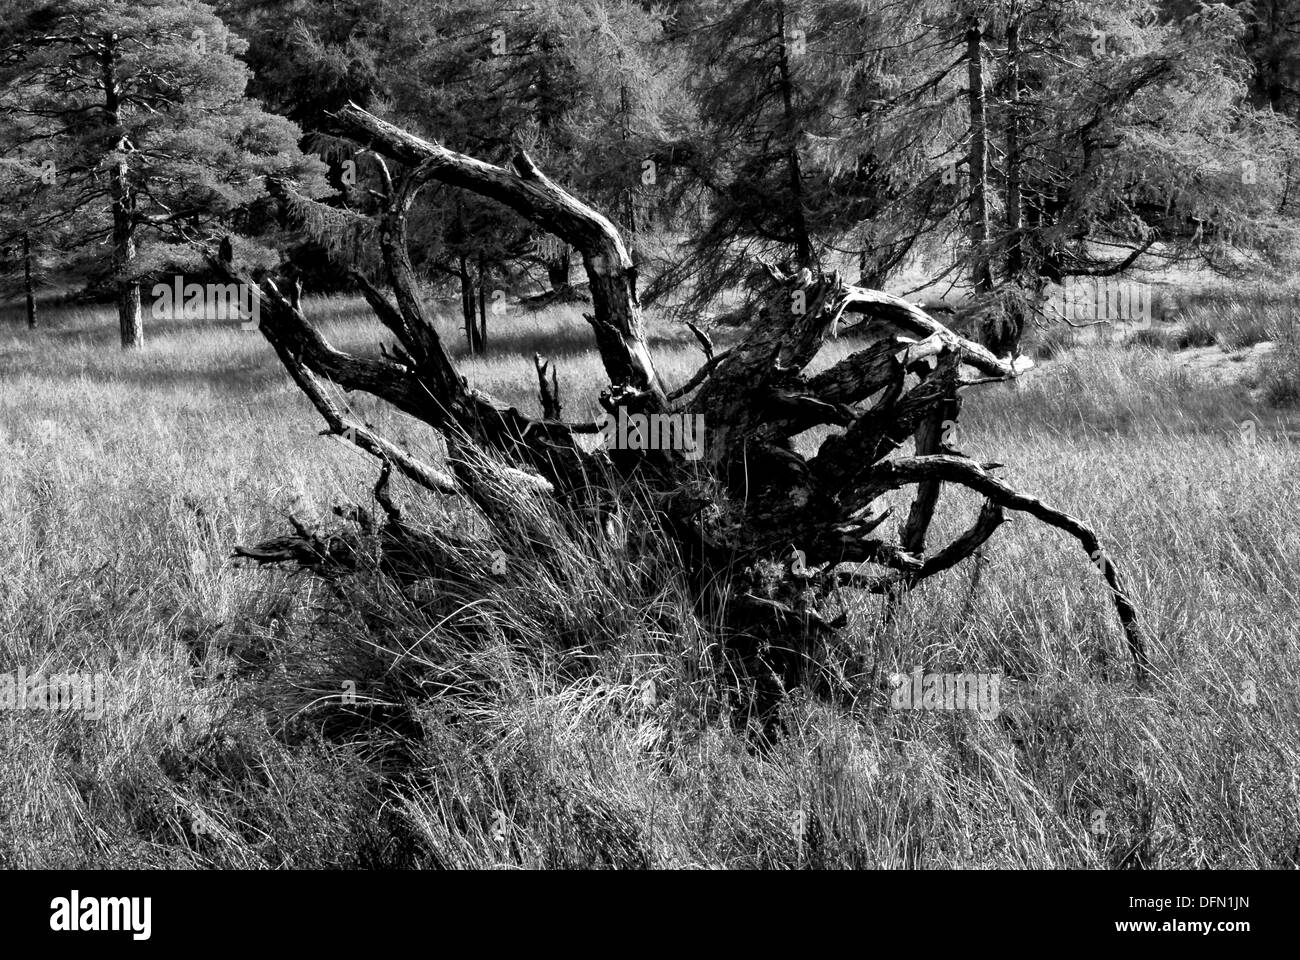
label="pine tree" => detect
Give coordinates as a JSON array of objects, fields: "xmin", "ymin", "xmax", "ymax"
[
  {"xmin": 648, "ymin": 0, "xmax": 968, "ymax": 312},
  {"xmin": 0, "ymin": 0, "xmax": 324, "ymax": 347},
  {"xmin": 0, "ymin": 90, "xmax": 63, "ymax": 327}
]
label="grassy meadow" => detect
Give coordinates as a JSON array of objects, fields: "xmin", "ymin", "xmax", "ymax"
[{"xmin": 0, "ymin": 286, "xmax": 1297, "ymax": 868}]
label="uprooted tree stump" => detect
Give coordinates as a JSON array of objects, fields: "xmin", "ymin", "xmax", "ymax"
[{"xmin": 219, "ymin": 102, "xmax": 1150, "ymax": 726}]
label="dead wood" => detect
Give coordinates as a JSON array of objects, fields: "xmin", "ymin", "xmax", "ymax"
[{"xmin": 223, "ymin": 101, "xmax": 1150, "ymax": 715}]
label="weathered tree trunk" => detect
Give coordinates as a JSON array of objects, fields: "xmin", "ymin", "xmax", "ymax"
[
  {"xmin": 221, "ymin": 103, "xmax": 1151, "ymax": 729},
  {"xmin": 102, "ymin": 33, "xmax": 142, "ymax": 349},
  {"xmin": 22, "ymin": 231, "xmax": 36, "ymax": 329}
]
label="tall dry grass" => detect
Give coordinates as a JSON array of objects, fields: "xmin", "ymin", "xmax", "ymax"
[{"xmin": 0, "ymin": 289, "xmax": 1296, "ymax": 867}]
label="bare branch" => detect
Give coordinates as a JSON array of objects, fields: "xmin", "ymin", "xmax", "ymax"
[
  {"xmin": 534, "ymin": 353, "xmax": 562, "ymax": 420},
  {"xmin": 667, "ymin": 348, "xmax": 732, "ymax": 402},
  {"xmin": 832, "ymin": 284, "xmax": 1029, "ymax": 378},
  {"xmin": 839, "ymin": 500, "xmax": 1005, "ymax": 592},
  {"xmin": 328, "ymin": 102, "xmax": 666, "ymax": 403},
  {"xmin": 857, "ymin": 454, "xmax": 1149, "ymax": 680},
  {"xmin": 686, "ymin": 320, "xmax": 715, "ymax": 360}
]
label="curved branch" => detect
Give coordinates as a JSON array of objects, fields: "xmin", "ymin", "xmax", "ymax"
[
  {"xmin": 860, "ymin": 454, "xmax": 1148, "ymax": 681},
  {"xmin": 328, "ymin": 102, "xmax": 665, "ymax": 403},
  {"xmin": 837, "ymin": 500, "xmax": 1004, "ymax": 592},
  {"xmin": 204, "ymin": 246, "xmax": 581, "ymax": 494},
  {"xmin": 833, "ymin": 284, "xmax": 1031, "ymax": 377},
  {"xmin": 252, "ymin": 286, "xmax": 456, "ymax": 496},
  {"xmin": 668, "ymin": 348, "xmax": 733, "ymax": 402},
  {"xmin": 347, "ymin": 267, "xmax": 416, "ymax": 357}
]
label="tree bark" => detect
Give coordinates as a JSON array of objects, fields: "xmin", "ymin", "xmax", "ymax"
[
  {"xmin": 102, "ymin": 33, "xmax": 142, "ymax": 349},
  {"xmin": 902, "ymin": 389, "xmax": 963, "ymax": 555},
  {"xmin": 322, "ymin": 105, "xmax": 667, "ymax": 403},
  {"xmin": 620, "ymin": 82, "xmax": 638, "ymax": 238},
  {"xmin": 22, "ymin": 231, "xmax": 36, "ymax": 329},
  {"xmin": 1004, "ymin": 17, "xmax": 1024, "ymax": 281},
  {"xmin": 776, "ymin": 1, "xmax": 814, "ymax": 269},
  {"xmin": 966, "ymin": 17, "xmax": 993, "ymax": 295},
  {"xmin": 459, "ymin": 253, "xmax": 475, "ymax": 338},
  {"xmin": 545, "ymin": 244, "xmax": 570, "ymax": 291},
  {"xmin": 476, "ymin": 250, "xmax": 488, "ymax": 355}
]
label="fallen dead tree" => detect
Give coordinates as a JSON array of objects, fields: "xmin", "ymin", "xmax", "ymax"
[{"xmin": 220, "ymin": 102, "xmax": 1150, "ymax": 720}]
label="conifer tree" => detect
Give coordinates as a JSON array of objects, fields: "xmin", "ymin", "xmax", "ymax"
[{"xmin": 0, "ymin": 0, "xmax": 323, "ymax": 347}]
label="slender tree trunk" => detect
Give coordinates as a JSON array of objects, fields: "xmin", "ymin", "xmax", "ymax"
[
  {"xmin": 546, "ymin": 245, "xmax": 570, "ymax": 291},
  {"xmin": 902, "ymin": 18, "xmax": 994, "ymax": 560},
  {"xmin": 623, "ymin": 192, "xmax": 638, "ymax": 239},
  {"xmin": 1038, "ymin": 182, "xmax": 1064, "ymax": 284},
  {"xmin": 620, "ymin": 82, "xmax": 638, "ymax": 237},
  {"xmin": 459, "ymin": 254, "xmax": 471, "ymax": 324},
  {"xmin": 1005, "ymin": 18, "xmax": 1023, "ymax": 281},
  {"xmin": 459, "ymin": 253, "xmax": 474, "ymax": 330},
  {"xmin": 966, "ymin": 18, "xmax": 992, "ymax": 294},
  {"xmin": 22, "ymin": 231, "xmax": 37, "ymax": 329},
  {"xmin": 102, "ymin": 34, "xmax": 142, "ymax": 349},
  {"xmin": 776, "ymin": 1, "xmax": 814, "ymax": 269},
  {"xmin": 476, "ymin": 251, "xmax": 488, "ymax": 356},
  {"xmin": 535, "ymin": 31, "xmax": 572, "ymax": 294},
  {"xmin": 460, "ymin": 254, "xmax": 484, "ymax": 354},
  {"xmin": 998, "ymin": 16, "xmax": 1028, "ymax": 359}
]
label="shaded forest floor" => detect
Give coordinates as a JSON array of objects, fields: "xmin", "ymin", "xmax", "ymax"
[{"xmin": 0, "ymin": 284, "xmax": 1297, "ymax": 867}]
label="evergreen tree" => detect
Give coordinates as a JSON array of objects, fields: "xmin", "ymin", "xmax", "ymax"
[{"xmin": 0, "ymin": 0, "xmax": 324, "ymax": 347}]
